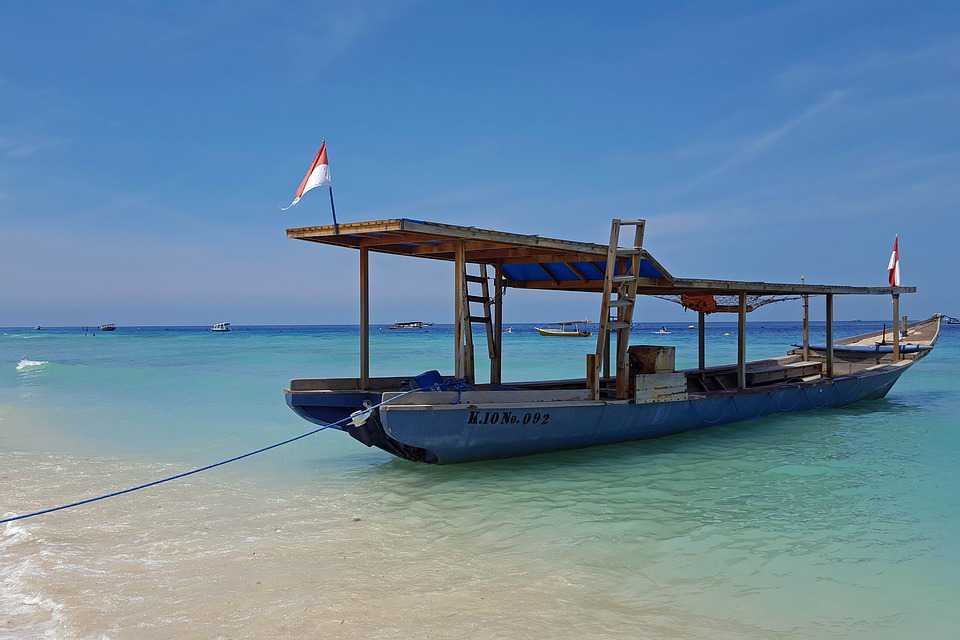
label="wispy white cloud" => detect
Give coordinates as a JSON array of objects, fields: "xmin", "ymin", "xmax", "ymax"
[
  {"xmin": 777, "ymin": 38, "xmax": 960, "ymax": 92},
  {"xmin": 683, "ymin": 90, "xmax": 847, "ymax": 190},
  {"xmin": 0, "ymin": 133, "xmax": 65, "ymax": 160},
  {"xmin": 285, "ymin": 1, "xmax": 417, "ymax": 82}
]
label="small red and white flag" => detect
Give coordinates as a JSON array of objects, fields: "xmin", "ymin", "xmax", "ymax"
[
  {"xmin": 282, "ymin": 142, "xmax": 331, "ymax": 210},
  {"xmin": 887, "ymin": 235, "xmax": 901, "ymax": 287}
]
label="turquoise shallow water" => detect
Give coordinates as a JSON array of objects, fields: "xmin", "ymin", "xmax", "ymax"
[{"xmin": 1, "ymin": 322, "xmax": 958, "ymax": 638}]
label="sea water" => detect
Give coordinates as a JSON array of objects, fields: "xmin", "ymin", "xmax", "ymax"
[{"xmin": 1, "ymin": 323, "xmax": 957, "ymax": 639}]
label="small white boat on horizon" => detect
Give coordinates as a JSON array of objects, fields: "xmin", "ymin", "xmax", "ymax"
[
  {"xmin": 389, "ymin": 321, "xmax": 433, "ymax": 330},
  {"xmin": 536, "ymin": 321, "xmax": 592, "ymax": 337},
  {"xmin": 211, "ymin": 322, "xmax": 231, "ymax": 332}
]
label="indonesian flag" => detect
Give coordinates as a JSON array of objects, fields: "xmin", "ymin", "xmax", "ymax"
[
  {"xmin": 888, "ymin": 235, "xmax": 901, "ymax": 287},
  {"xmin": 282, "ymin": 142, "xmax": 331, "ymax": 210}
]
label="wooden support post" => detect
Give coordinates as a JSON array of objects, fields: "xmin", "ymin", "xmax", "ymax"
[
  {"xmin": 492, "ymin": 262, "xmax": 503, "ymax": 385},
  {"xmin": 825, "ymin": 294, "xmax": 834, "ymax": 377},
  {"xmin": 586, "ymin": 354, "xmax": 596, "ymax": 391},
  {"xmin": 592, "ymin": 221, "xmax": 621, "ymax": 400},
  {"xmin": 892, "ymin": 294, "xmax": 901, "ymax": 361},
  {"xmin": 454, "ymin": 240, "xmax": 465, "ymax": 379},
  {"xmin": 902, "ymin": 314, "xmax": 908, "ymax": 338},
  {"xmin": 698, "ymin": 311, "xmax": 705, "ymax": 370},
  {"xmin": 603, "ymin": 331, "xmax": 611, "ymax": 379},
  {"xmin": 737, "ymin": 293, "xmax": 747, "ymax": 390},
  {"xmin": 802, "ymin": 294, "xmax": 810, "ymax": 361},
  {"xmin": 359, "ymin": 247, "xmax": 370, "ymax": 388}
]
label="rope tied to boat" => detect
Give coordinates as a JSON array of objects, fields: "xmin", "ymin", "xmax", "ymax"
[{"xmin": 1, "ymin": 373, "xmax": 455, "ymax": 525}]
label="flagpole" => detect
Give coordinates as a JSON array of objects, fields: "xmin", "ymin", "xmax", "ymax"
[
  {"xmin": 316, "ymin": 137, "xmax": 338, "ymax": 234},
  {"xmin": 328, "ymin": 186, "xmax": 339, "ymax": 235}
]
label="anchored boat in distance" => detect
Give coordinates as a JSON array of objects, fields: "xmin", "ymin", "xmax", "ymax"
[
  {"xmin": 536, "ymin": 321, "xmax": 591, "ymax": 337},
  {"xmin": 389, "ymin": 321, "xmax": 433, "ymax": 330},
  {"xmin": 284, "ymin": 217, "xmax": 937, "ymax": 464},
  {"xmin": 211, "ymin": 322, "xmax": 231, "ymax": 332},
  {"xmin": 99, "ymin": 323, "xmax": 117, "ymax": 332}
]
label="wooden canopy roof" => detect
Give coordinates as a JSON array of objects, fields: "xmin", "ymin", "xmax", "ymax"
[
  {"xmin": 287, "ymin": 218, "xmax": 672, "ymax": 292},
  {"xmin": 287, "ymin": 218, "xmax": 916, "ymax": 296}
]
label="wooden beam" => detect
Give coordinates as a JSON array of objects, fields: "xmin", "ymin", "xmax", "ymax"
[
  {"xmin": 473, "ymin": 250, "xmax": 607, "ymax": 263},
  {"xmin": 492, "ymin": 262, "xmax": 503, "ymax": 385},
  {"xmin": 408, "ymin": 240, "xmax": 506, "ymax": 255},
  {"xmin": 648, "ymin": 278, "xmax": 916, "ymax": 296},
  {"xmin": 359, "ymin": 247, "xmax": 370, "ymax": 388},
  {"xmin": 400, "ymin": 219, "xmax": 626, "ymax": 260},
  {"xmin": 505, "ymin": 277, "xmax": 663, "ymax": 291},
  {"xmin": 603, "ymin": 331, "xmax": 611, "ymax": 379},
  {"xmin": 355, "ymin": 233, "xmax": 447, "ymax": 247},
  {"xmin": 565, "ymin": 262, "xmax": 588, "ymax": 281},
  {"xmin": 586, "ymin": 354, "xmax": 597, "ymax": 392},
  {"xmin": 593, "ymin": 222, "xmax": 620, "ymax": 401},
  {"xmin": 698, "ymin": 310, "xmax": 705, "ymax": 370},
  {"xmin": 802, "ymin": 294, "xmax": 810, "ymax": 361},
  {"xmin": 892, "ymin": 294, "xmax": 901, "ymax": 361},
  {"xmin": 454, "ymin": 241, "xmax": 465, "ymax": 379},
  {"xmin": 538, "ymin": 263, "xmax": 560, "ymax": 285},
  {"xmin": 737, "ymin": 293, "xmax": 747, "ymax": 389},
  {"xmin": 288, "ymin": 219, "xmax": 404, "ymax": 238},
  {"xmin": 825, "ymin": 294, "xmax": 834, "ymax": 377}
]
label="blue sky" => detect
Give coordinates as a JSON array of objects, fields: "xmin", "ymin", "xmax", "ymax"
[{"xmin": 2, "ymin": 1, "xmax": 957, "ymax": 325}]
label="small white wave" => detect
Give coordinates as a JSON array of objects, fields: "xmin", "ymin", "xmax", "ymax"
[
  {"xmin": 1, "ymin": 521, "xmax": 67, "ymax": 639},
  {"xmin": 16, "ymin": 359, "xmax": 48, "ymax": 371}
]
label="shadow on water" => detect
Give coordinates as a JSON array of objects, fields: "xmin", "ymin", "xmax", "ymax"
[{"xmin": 297, "ymin": 395, "xmax": 940, "ymax": 574}]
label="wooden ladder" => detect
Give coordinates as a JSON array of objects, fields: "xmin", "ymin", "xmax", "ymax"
[
  {"xmin": 458, "ymin": 262, "xmax": 499, "ymax": 384},
  {"xmin": 592, "ymin": 219, "xmax": 645, "ymax": 400}
]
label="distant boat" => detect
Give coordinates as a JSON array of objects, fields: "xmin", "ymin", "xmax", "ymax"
[
  {"xmin": 947, "ymin": 316, "xmax": 960, "ymax": 325},
  {"xmin": 654, "ymin": 326, "xmax": 672, "ymax": 335},
  {"xmin": 99, "ymin": 323, "xmax": 117, "ymax": 332},
  {"xmin": 505, "ymin": 327, "xmax": 513, "ymax": 334},
  {"xmin": 389, "ymin": 321, "xmax": 433, "ymax": 330},
  {"xmin": 34, "ymin": 326, "xmax": 41, "ymax": 330},
  {"xmin": 536, "ymin": 321, "xmax": 591, "ymax": 337},
  {"xmin": 687, "ymin": 324, "xmax": 695, "ymax": 329},
  {"xmin": 211, "ymin": 322, "xmax": 231, "ymax": 332}
]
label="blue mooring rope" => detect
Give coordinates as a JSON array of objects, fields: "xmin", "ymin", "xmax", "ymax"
[{"xmin": 1, "ymin": 384, "xmax": 438, "ymax": 525}]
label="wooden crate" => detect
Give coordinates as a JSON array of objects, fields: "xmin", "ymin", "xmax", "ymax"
[
  {"xmin": 634, "ymin": 372, "xmax": 687, "ymax": 403},
  {"xmin": 628, "ymin": 345, "xmax": 676, "ymax": 374}
]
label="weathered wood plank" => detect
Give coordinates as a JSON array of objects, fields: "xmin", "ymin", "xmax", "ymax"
[
  {"xmin": 644, "ymin": 279, "xmax": 916, "ymax": 296},
  {"xmin": 825, "ymin": 293, "xmax": 834, "ymax": 377},
  {"xmin": 892, "ymin": 294, "xmax": 901, "ymax": 361},
  {"xmin": 737, "ymin": 293, "xmax": 747, "ymax": 390},
  {"xmin": 802, "ymin": 293, "xmax": 810, "ymax": 361},
  {"xmin": 492, "ymin": 262, "xmax": 503, "ymax": 385},
  {"xmin": 359, "ymin": 247, "xmax": 369, "ymax": 388},
  {"xmin": 698, "ymin": 310, "xmax": 706, "ymax": 370}
]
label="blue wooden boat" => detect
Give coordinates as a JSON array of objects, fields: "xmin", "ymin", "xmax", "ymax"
[{"xmin": 284, "ymin": 218, "xmax": 938, "ymax": 464}]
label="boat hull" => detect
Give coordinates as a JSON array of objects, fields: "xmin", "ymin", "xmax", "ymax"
[
  {"xmin": 535, "ymin": 328, "xmax": 591, "ymax": 337},
  {"xmin": 286, "ymin": 363, "xmax": 912, "ymax": 464}
]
